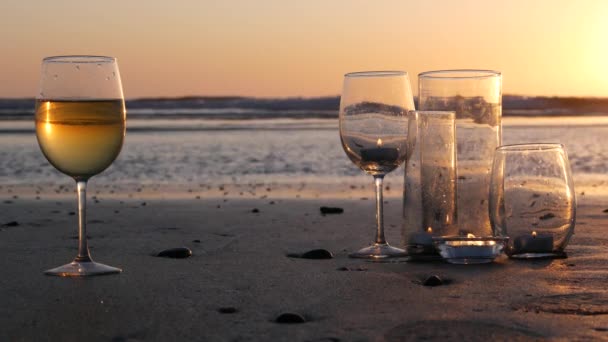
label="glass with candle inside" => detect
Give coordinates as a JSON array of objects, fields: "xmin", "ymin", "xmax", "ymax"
[
  {"xmin": 402, "ymin": 111, "xmax": 458, "ymax": 259},
  {"xmin": 418, "ymin": 70, "xmax": 501, "ymax": 238},
  {"xmin": 489, "ymin": 144, "xmax": 576, "ymax": 258}
]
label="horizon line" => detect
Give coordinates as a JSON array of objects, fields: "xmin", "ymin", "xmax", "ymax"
[{"xmin": 2, "ymin": 94, "xmax": 608, "ymax": 101}]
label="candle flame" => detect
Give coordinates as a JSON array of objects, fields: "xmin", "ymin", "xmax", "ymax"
[
  {"xmin": 426, "ymin": 227, "xmax": 433, "ymax": 234},
  {"xmin": 532, "ymin": 231, "xmax": 537, "ymax": 238},
  {"xmin": 467, "ymin": 233, "xmax": 476, "ymax": 238},
  {"xmin": 376, "ymin": 138, "xmax": 383, "ymax": 147}
]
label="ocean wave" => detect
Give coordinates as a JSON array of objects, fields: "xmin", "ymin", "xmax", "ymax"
[{"xmin": 3, "ymin": 95, "xmax": 608, "ymax": 121}]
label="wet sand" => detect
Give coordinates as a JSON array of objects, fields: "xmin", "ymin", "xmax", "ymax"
[{"xmin": 2, "ymin": 184, "xmax": 608, "ymax": 341}]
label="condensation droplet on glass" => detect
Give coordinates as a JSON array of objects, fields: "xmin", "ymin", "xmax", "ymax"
[
  {"xmin": 112, "ymin": 71, "xmax": 116, "ymax": 77},
  {"xmin": 53, "ymin": 74, "xmax": 58, "ymax": 80},
  {"xmin": 75, "ymin": 65, "xmax": 80, "ymax": 70},
  {"xmin": 97, "ymin": 63, "xmax": 101, "ymax": 68},
  {"xmin": 106, "ymin": 76, "xmax": 110, "ymax": 80}
]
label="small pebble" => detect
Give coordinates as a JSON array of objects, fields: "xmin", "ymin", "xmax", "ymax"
[
  {"xmin": 275, "ymin": 312, "xmax": 306, "ymax": 324},
  {"xmin": 320, "ymin": 206, "xmax": 344, "ymax": 214},
  {"xmin": 337, "ymin": 266, "xmax": 367, "ymax": 271},
  {"xmin": 251, "ymin": 208, "xmax": 260, "ymax": 213},
  {"xmin": 192, "ymin": 239, "xmax": 201, "ymax": 243},
  {"xmin": 2, "ymin": 221, "xmax": 19, "ymax": 227},
  {"xmin": 218, "ymin": 307, "xmax": 238, "ymax": 314},
  {"xmin": 156, "ymin": 247, "xmax": 192, "ymax": 259},
  {"xmin": 288, "ymin": 249, "xmax": 334, "ymax": 259},
  {"xmin": 423, "ymin": 275, "xmax": 444, "ymax": 287},
  {"xmin": 68, "ymin": 211, "xmax": 76, "ymax": 216}
]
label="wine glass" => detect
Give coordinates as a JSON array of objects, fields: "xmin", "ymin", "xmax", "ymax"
[
  {"xmin": 339, "ymin": 71, "xmax": 415, "ymax": 259},
  {"xmin": 489, "ymin": 143, "xmax": 576, "ymax": 258},
  {"xmin": 35, "ymin": 55, "xmax": 126, "ymax": 276}
]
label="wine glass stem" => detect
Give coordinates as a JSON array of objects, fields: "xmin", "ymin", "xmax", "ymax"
[
  {"xmin": 373, "ymin": 175, "xmax": 387, "ymax": 245},
  {"xmin": 75, "ymin": 180, "xmax": 92, "ymax": 262}
]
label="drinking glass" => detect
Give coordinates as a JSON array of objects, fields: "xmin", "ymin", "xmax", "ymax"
[
  {"xmin": 35, "ymin": 56, "xmax": 126, "ymax": 276},
  {"xmin": 339, "ymin": 71, "xmax": 415, "ymax": 259},
  {"xmin": 402, "ymin": 111, "xmax": 457, "ymax": 258},
  {"xmin": 418, "ymin": 70, "xmax": 501, "ymax": 238},
  {"xmin": 489, "ymin": 144, "xmax": 576, "ymax": 258}
]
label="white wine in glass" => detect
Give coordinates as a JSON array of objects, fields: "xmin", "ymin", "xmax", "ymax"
[{"xmin": 35, "ymin": 56, "xmax": 126, "ymax": 276}]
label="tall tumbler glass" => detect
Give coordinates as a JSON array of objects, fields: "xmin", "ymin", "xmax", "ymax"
[
  {"xmin": 418, "ymin": 70, "xmax": 501, "ymax": 237},
  {"xmin": 403, "ymin": 111, "xmax": 457, "ymax": 257}
]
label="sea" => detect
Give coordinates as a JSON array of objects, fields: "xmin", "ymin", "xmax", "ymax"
[{"xmin": 1, "ymin": 97, "xmax": 607, "ymax": 195}]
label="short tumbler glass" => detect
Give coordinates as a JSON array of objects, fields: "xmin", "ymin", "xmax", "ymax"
[{"xmin": 489, "ymin": 143, "xmax": 576, "ymax": 258}]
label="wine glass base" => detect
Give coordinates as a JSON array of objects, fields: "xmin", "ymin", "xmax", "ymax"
[
  {"xmin": 349, "ymin": 243, "xmax": 408, "ymax": 259},
  {"xmin": 44, "ymin": 260, "xmax": 122, "ymax": 277}
]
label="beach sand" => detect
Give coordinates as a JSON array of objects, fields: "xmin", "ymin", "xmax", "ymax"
[{"xmin": 2, "ymin": 183, "xmax": 608, "ymax": 341}]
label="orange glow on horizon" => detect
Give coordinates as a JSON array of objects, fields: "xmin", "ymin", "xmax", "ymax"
[{"xmin": 1, "ymin": 0, "xmax": 608, "ymax": 98}]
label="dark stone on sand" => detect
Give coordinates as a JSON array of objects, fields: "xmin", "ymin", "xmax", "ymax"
[
  {"xmin": 337, "ymin": 266, "xmax": 367, "ymax": 271},
  {"xmin": 212, "ymin": 232, "xmax": 229, "ymax": 237},
  {"xmin": 251, "ymin": 208, "xmax": 260, "ymax": 213},
  {"xmin": 423, "ymin": 275, "xmax": 444, "ymax": 287},
  {"xmin": 2, "ymin": 221, "xmax": 19, "ymax": 227},
  {"xmin": 275, "ymin": 312, "xmax": 306, "ymax": 324},
  {"xmin": 218, "ymin": 307, "xmax": 238, "ymax": 314},
  {"xmin": 539, "ymin": 213, "xmax": 556, "ymax": 220},
  {"xmin": 287, "ymin": 249, "xmax": 334, "ymax": 259},
  {"xmin": 320, "ymin": 206, "xmax": 343, "ymax": 214},
  {"xmin": 156, "ymin": 247, "xmax": 192, "ymax": 259}
]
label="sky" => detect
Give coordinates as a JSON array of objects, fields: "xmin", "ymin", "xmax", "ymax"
[{"xmin": 1, "ymin": 0, "xmax": 607, "ymax": 99}]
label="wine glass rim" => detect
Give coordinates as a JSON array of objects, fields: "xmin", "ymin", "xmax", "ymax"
[
  {"xmin": 344, "ymin": 71, "xmax": 408, "ymax": 78},
  {"xmin": 43, "ymin": 55, "xmax": 116, "ymax": 64},
  {"xmin": 497, "ymin": 143, "xmax": 565, "ymax": 152},
  {"xmin": 419, "ymin": 69, "xmax": 501, "ymax": 79}
]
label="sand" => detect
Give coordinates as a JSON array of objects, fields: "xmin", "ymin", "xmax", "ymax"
[{"xmin": 2, "ymin": 183, "xmax": 608, "ymax": 341}]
